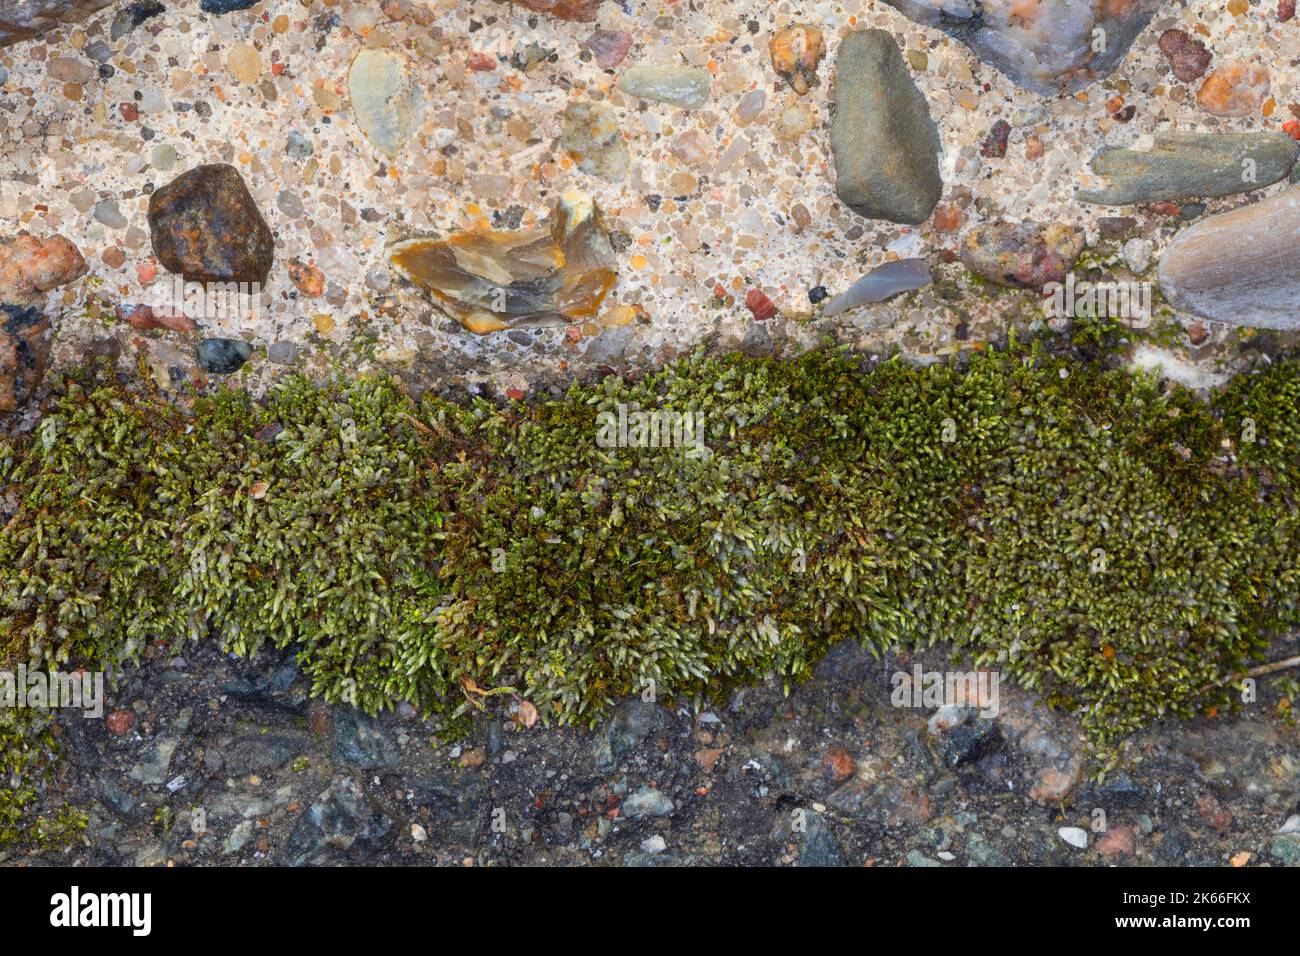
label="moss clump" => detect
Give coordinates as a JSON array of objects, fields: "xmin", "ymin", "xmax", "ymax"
[
  {"xmin": 2, "ymin": 344, "xmax": 1298, "ymax": 762},
  {"xmin": 0, "ymin": 710, "xmax": 87, "ymax": 851}
]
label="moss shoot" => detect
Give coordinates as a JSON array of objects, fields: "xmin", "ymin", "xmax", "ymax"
[{"xmin": 2, "ymin": 343, "xmax": 1298, "ymax": 770}]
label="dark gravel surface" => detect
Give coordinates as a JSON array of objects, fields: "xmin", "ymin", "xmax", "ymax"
[{"xmin": 11, "ymin": 637, "xmax": 1300, "ymax": 867}]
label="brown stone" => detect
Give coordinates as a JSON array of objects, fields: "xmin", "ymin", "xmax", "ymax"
[
  {"xmin": 0, "ymin": 0, "xmax": 116, "ymax": 48},
  {"xmin": 1157, "ymin": 29, "xmax": 1213, "ymax": 83},
  {"xmin": 148, "ymin": 164, "xmax": 275, "ymax": 287},
  {"xmin": 495, "ymin": 0, "xmax": 605, "ymax": 20}
]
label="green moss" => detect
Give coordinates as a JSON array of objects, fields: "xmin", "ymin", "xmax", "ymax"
[
  {"xmin": 2, "ymin": 344, "xmax": 1299, "ymax": 767},
  {"xmin": 0, "ymin": 710, "xmax": 87, "ymax": 851}
]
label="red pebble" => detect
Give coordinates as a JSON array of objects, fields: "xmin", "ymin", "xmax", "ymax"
[
  {"xmin": 745, "ymin": 288, "xmax": 777, "ymax": 322},
  {"xmin": 506, "ymin": 387, "xmax": 526, "ymax": 401},
  {"xmin": 468, "ymin": 52, "xmax": 497, "ymax": 72},
  {"xmin": 1281, "ymin": 0, "xmax": 1296, "ymax": 22},
  {"xmin": 1283, "ymin": 119, "xmax": 1300, "ymax": 141},
  {"xmin": 105, "ymin": 710, "xmax": 135, "ymax": 736},
  {"xmin": 119, "ymin": 102, "xmax": 139, "ymax": 121}
]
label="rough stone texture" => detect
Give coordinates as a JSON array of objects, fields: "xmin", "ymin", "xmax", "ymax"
[
  {"xmin": 884, "ymin": 0, "xmax": 1164, "ymax": 94},
  {"xmin": 1157, "ymin": 185, "xmax": 1300, "ymax": 329},
  {"xmin": 147, "ymin": 164, "xmax": 275, "ymax": 287},
  {"xmin": 561, "ymin": 101, "xmax": 630, "ymax": 183},
  {"xmin": 0, "ymin": 233, "xmax": 87, "ymax": 412},
  {"xmin": 830, "ymin": 29, "xmax": 942, "ymax": 225},
  {"xmin": 961, "ymin": 221, "xmax": 1085, "ymax": 289},
  {"xmin": 1078, "ymin": 132, "xmax": 1299, "ymax": 205},
  {"xmin": 0, "ymin": 0, "xmax": 116, "ymax": 48}
]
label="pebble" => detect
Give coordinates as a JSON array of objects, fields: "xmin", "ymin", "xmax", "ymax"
[
  {"xmin": 1158, "ymin": 29, "xmax": 1213, "ymax": 82},
  {"xmin": 1078, "ymin": 132, "xmax": 1297, "ymax": 205},
  {"xmin": 105, "ymin": 709, "xmax": 135, "ymax": 736},
  {"xmin": 147, "ymin": 164, "xmax": 274, "ymax": 285},
  {"xmin": 617, "ymin": 65, "xmax": 711, "ymax": 110},
  {"xmin": 561, "ymin": 101, "xmax": 630, "ymax": 183},
  {"xmin": 1157, "ymin": 185, "xmax": 1300, "ymax": 329},
  {"xmin": 1122, "ymin": 238, "xmax": 1152, "ymax": 273},
  {"xmin": 830, "ymin": 30, "xmax": 942, "ymax": 225},
  {"xmin": 287, "ymin": 259, "xmax": 325, "ymax": 298},
  {"xmin": 348, "ymin": 49, "xmax": 424, "ymax": 160},
  {"xmin": 585, "ymin": 29, "xmax": 631, "ymax": 70},
  {"xmin": 196, "ymin": 338, "xmax": 253, "ymax": 375},
  {"xmin": 93, "ymin": 199, "xmax": 127, "ymax": 229},
  {"xmin": 883, "ymin": 0, "xmax": 1159, "ymax": 94},
  {"xmin": 0, "ymin": 233, "xmax": 87, "ymax": 412},
  {"xmin": 1197, "ymin": 61, "xmax": 1270, "ymax": 117},
  {"xmin": 623, "ymin": 787, "xmax": 674, "ymax": 818},
  {"xmin": 961, "ymin": 221, "xmax": 1084, "ymax": 289},
  {"xmin": 286, "ymin": 131, "xmax": 314, "ymax": 161},
  {"xmin": 267, "ymin": 341, "xmax": 299, "ymax": 364},
  {"xmin": 1096, "ymin": 825, "xmax": 1135, "ymax": 858},
  {"xmin": 1058, "ymin": 826, "xmax": 1089, "ymax": 849},
  {"xmin": 769, "ymin": 24, "xmax": 825, "ymax": 96}
]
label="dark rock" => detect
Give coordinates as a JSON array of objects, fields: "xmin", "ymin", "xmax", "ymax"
[
  {"xmin": 830, "ymin": 29, "xmax": 942, "ymax": 224},
  {"xmin": 981, "ymin": 119, "xmax": 1011, "ymax": 159},
  {"xmin": 224, "ymin": 732, "xmax": 310, "ymax": 776},
  {"xmin": 199, "ymin": 0, "xmax": 259, "ymax": 12},
  {"xmin": 148, "ymin": 164, "xmax": 274, "ymax": 286},
  {"xmin": 935, "ymin": 717, "xmax": 1003, "ymax": 767},
  {"xmin": 283, "ymin": 775, "xmax": 393, "ymax": 866},
  {"xmin": 196, "ymin": 337, "xmax": 252, "ymax": 374},
  {"xmin": 797, "ymin": 818, "xmax": 846, "ymax": 866},
  {"xmin": 333, "ymin": 707, "xmax": 397, "ymax": 770},
  {"xmin": 111, "ymin": 1, "xmax": 165, "ymax": 41},
  {"xmin": 961, "ymin": 221, "xmax": 1084, "ymax": 289},
  {"xmin": 592, "ymin": 699, "xmax": 661, "ymax": 769},
  {"xmin": 1078, "ymin": 132, "xmax": 1297, "ymax": 205},
  {"xmin": 1097, "ymin": 215, "xmax": 1138, "ymax": 238}
]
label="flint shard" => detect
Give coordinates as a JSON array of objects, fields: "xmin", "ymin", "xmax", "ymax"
[{"xmin": 387, "ymin": 193, "xmax": 618, "ymax": 335}]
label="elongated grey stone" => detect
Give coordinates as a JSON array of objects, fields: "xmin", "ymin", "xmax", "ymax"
[
  {"xmin": 883, "ymin": 0, "xmax": 1163, "ymax": 95},
  {"xmin": 824, "ymin": 259, "xmax": 932, "ymax": 316},
  {"xmin": 1078, "ymin": 132, "xmax": 1298, "ymax": 205},
  {"xmin": 617, "ymin": 65, "xmax": 711, "ymax": 109},
  {"xmin": 830, "ymin": 30, "xmax": 942, "ymax": 225},
  {"xmin": 1157, "ymin": 186, "xmax": 1300, "ymax": 329}
]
